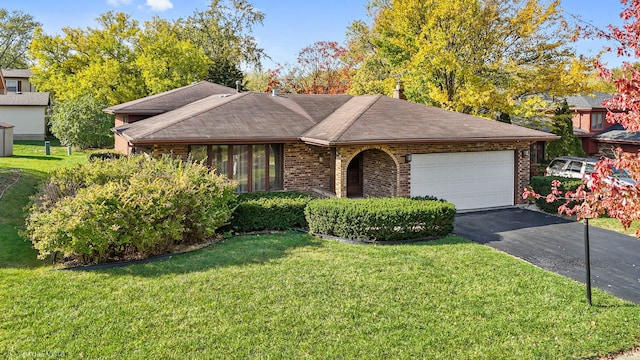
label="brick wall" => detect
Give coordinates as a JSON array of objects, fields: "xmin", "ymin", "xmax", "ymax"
[
  {"xmin": 336, "ymin": 141, "xmax": 531, "ymax": 205},
  {"xmin": 152, "ymin": 144, "xmax": 189, "ymax": 159},
  {"xmin": 362, "ymin": 149, "xmax": 397, "ymax": 197},
  {"xmin": 284, "ymin": 143, "xmax": 332, "ymax": 192},
  {"xmin": 146, "ymin": 141, "xmax": 532, "ymax": 206}
]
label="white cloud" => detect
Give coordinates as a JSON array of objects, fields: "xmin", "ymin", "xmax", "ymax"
[
  {"xmin": 106, "ymin": 0, "xmax": 132, "ymax": 6},
  {"xmin": 145, "ymin": 0, "xmax": 173, "ymax": 11}
]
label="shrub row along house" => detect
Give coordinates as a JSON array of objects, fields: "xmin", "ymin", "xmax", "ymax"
[{"xmin": 106, "ymin": 81, "xmax": 556, "ymax": 210}]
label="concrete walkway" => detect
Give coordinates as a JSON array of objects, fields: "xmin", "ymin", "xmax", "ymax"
[{"xmin": 454, "ymin": 207, "xmax": 640, "ymax": 305}]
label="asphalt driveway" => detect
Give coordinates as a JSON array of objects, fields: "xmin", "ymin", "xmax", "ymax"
[{"xmin": 455, "ymin": 207, "xmax": 640, "ymax": 305}]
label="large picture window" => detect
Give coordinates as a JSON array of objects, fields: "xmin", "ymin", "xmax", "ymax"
[{"xmin": 189, "ymin": 144, "xmax": 283, "ymax": 192}]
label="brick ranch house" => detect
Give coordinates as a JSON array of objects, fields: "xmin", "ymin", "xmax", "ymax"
[{"xmin": 105, "ymin": 81, "xmax": 557, "ymax": 210}]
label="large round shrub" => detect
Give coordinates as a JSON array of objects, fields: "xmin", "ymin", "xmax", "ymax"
[{"xmin": 24, "ymin": 155, "xmax": 237, "ymax": 264}]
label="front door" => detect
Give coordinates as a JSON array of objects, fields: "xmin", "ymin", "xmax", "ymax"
[{"xmin": 347, "ymin": 153, "xmax": 363, "ymax": 197}]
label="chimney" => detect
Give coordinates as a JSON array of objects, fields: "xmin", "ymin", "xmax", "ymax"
[
  {"xmin": 236, "ymin": 80, "xmax": 242, "ymax": 93},
  {"xmin": 393, "ymin": 80, "xmax": 406, "ymax": 100}
]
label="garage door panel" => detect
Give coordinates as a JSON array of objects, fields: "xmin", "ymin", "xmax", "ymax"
[{"xmin": 410, "ymin": 151, "xmax": 514, "ymax": 210}]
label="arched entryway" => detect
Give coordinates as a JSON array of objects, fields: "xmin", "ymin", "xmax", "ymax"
[
  {"xmin": 346, "ymin": 149, "xmax": 397, "ymax": 198},
  {"xmin": 346, "ymin": 152, "xmax": 363, "ymax": 197}
]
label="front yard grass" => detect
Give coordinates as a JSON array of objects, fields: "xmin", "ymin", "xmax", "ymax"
[
  {"xmin": 1, "ymin": 142, "xmax": 640, "ymax": 359},
  {"xmin": 589, "ymin": 217, "xmax": 640, "ymax": 236},
  {"xmin": 0, "ymin": 140, "xmax": 87, "ymax": 268},
  {"xmin": 1, "ymin": 232, "xmax": 640, "ymax": 359}
]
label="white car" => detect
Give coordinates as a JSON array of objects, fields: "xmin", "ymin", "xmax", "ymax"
[{"xmin": 545, "ymin": 156, "xmax": 635, "ymax": 185}]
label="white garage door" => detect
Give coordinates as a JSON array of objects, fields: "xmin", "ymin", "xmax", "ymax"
[{"xmin": 410, "ymin": 151, "xmax": 515, "ymax": 210}]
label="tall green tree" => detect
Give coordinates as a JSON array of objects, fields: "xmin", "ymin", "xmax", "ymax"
[
  {"xmin": 545, "ymin": 101, "xmax": 584, "ymax": 159},
  {"xmin": 0, "ymin": 8, "xmax": 40, "ymax": 68},
  {"xmin": 184, "ymin": 0, "xmax": 266, "ymax": 87},
  {"xmin": 136, "ymin": 18, "xmax": 211, "ymax": 94},
  {"xmin": 49, "ymin": 95, "xmax": 114, "ymax": 149},
  {"xmin": 348, "ymin": 0, "xmax": 593, "ymax": 118},
  {"xmin": 28, "ymin": 1, "xmax": 266, "ymax": 105},
  {"xmin": 29, "ymin": 12, "xmax": 145, "ymax": 106}
]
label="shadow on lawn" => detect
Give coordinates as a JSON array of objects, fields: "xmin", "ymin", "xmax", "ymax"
[
  {"xmin": 69, "ymin": 234, "xmax": 469, "ymax": 277},
  {"xmin": 70, "ymin": 232, "xmax": 325, "ymax": 277},
  {"xmin": 8, "ymin": 155, "xmax": 63, "ymax": 161}
]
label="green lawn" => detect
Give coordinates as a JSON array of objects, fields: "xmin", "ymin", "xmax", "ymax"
[
  {"xmin": 0, "ymin": 140, "xmax": 87, "ymax": 268},
  {"xmin": 1, "ymin": 142, "xmax": 640, "ymax": 359},
  {"xmin": 2, "ymin": 233, "xmax": 640, "ymax": 359},
  {"xmin": 589, "ymin": 217, "xmax": 640, "ymax": 236}
]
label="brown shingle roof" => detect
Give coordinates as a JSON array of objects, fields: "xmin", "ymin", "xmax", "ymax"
[
  {"xmin": 0, "ymin": 92, "xmax": 49, "ymax": 106},
  {"xmin": 112, "ymin": 87, "xmax": 557, "ymax": 145},
  {"xmin": 103, "ymin": 81, "xmax": 235, "ymax": 115},
  {"xmin": 114, "ymin": 92, "xmax": 353, "ymax": 143},
  {"xmin": 301, "ymin": 95, "xmax": 556, "ymax": 145}
]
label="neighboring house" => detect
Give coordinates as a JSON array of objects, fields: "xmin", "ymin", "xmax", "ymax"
[
  {"xmin": 565, "ymin": 92, "xmax": 640, "ymax": 156},
  {"xmin": 0, "ymin": 69, "xmax": 50, "ymax": 140},
  {"xmin": 2, "ymin": 69, "xmax": 37, "ymax": 93},
  {"xmin": 106, "ymin": 81, "xmax": 557, "ymax": 210}
]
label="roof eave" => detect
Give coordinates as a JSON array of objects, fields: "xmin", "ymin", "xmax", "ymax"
[
  {"xmin": 103, "ymin": 109, "xmax": 165, "ymax": 115},
  {"xmin": 300, "ymin": 136, "xmax": 559, "ymax": 147},
  {"xmin": 122, "ymin": 137, "xmax": 302, "ymax": 145}
]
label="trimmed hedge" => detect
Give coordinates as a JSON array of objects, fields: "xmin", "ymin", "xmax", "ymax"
[
  {"xmin": 529, "ymin": 176, "xmax": 584, "ymax": 213},
  {"xmin": 228, "ymin": 191, "xmax": 315, "ymax": 232},
  {"xmin": 305, "ymin": 197, "xmax": 456, "ymax": 241}
]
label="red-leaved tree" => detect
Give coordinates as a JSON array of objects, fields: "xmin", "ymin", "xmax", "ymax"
[
  {"xmin": 266, "ymin": 41, "xmax": 353, "ymax": 94},
  {"xmin": 525, "ymin": 0, "xmax": 640, "ymax": 236}
]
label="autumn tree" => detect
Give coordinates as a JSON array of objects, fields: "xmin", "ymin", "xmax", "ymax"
[
  {"xmin": 267, "ymin": 41, "xmax": 353, "ymax": 94},
  {"xmin": 0, "ymin": 8, "xmax": 40, "ymax": 68},
  {"xmin": 29, "ymin": 11, "xmax": 146, "ymax": 106},
  {"xmin": 347, "ymin": 0, "xmax": 593, "ymax": 118},
  {"xmin": 524, "ymin": 0, "xmax": 640, "ymax": 236},
  {"xmin": 29, "ymin": 1, "xmax": 266, "ymax": 105}
]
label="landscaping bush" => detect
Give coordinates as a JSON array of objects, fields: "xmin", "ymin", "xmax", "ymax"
[
  {"xmin": 88, "ymin": 150, "xmax": 124, "ymax": 162},
  {"xmin": 24, "ymin": 156, "xmax": 237, "ymax": 264},
  {"xmin": 229, "ymin": 191, "xmax": 314, "ymax": 232},
  {"xmin": 305, "ymin": 197, "xmax": 456, "ymax": 241},
  {"xmin": 529, "ymin": 176, "xmax": 584, "ymax": 213}
]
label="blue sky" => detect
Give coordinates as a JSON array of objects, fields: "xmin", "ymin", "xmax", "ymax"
[{"xmin": 6, "ymin": 0, "xmax": 633, "ymax": 69}]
